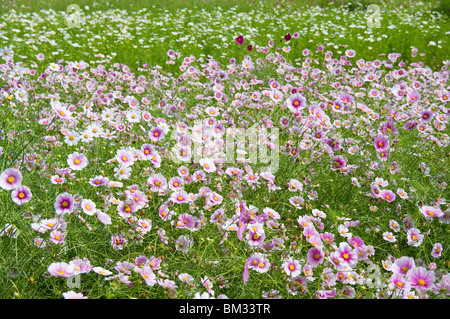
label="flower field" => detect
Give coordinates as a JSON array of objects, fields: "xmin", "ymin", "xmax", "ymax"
[{"xmin": 0, "ymin": 0, "xmax": 449, "ymax": 300}]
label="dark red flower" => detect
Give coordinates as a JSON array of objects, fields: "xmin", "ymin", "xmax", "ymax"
[
  {"xmin": 284, "ymin": 33, "xmax": 292, "ymax": 42},
  {"xmin": 235, "ymin": 35, "xmax": 244, "ymax": 45},
  {"xmin": 247, "ymin": 45, "xmax": 253, "ymax": 51}
]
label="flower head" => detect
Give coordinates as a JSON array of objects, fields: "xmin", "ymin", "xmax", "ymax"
[
  {"xmin": 11, "ymin": 185, "xmax": 32, "ymax": 205},
  {"xmin": 0, "ymin": 168, "xmax": 22, "ymax": 190},
  {"xmin": 407, "ymin": 267, "xmax": 435, "ymax": 290},
  {"xmin": 54, "ymin": 192, "xmax": 76, "ymax": 215}
]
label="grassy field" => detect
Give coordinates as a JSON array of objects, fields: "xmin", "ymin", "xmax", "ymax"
[{"xmin": 0, "ymin": 0, "xmax": 449, "ymax": 300}]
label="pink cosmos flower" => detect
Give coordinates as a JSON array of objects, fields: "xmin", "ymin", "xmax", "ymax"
[
  {"xmin": 93, "ymin": 267, "xmax": 112, "ymax": 276},
  {"xmin": 97, "ymin": 210, "xmax": 112, "ymax": 225},
  {"xmin": 63, "ymin": 291, "xmax": 86, "ymax": 299},
  {"xmin": 0, "ymin": 168, "xmax": 22, "ymax": 190},
  {"xmin": 148, "ymin": 173, "xmax": 168, "ymax": 193},
  {"xmin": 81, "ymin": 199, "xmax": 96, "ymax": 216},
  {"xmin": 171, "ymin": 190, "xmax": 189, "ymax": 204},
  {"xmin": 139, "ymin": 265, "xmax": 157, "ymax": 286},
  {"xmin": 67, "ymin": 152, "xmax": 88, "ymax": 171},
  {"xmin": 282, "ymin": 257, "xmax": 302, "ymax": 277},
  {"xmin": 48, "ymin": 262, "xmax": 73, "ymax": 278},
  {"xmin": 54, "ymin": 192, "xmax": 75, "ymax": 215},
  {"xmin": 286, "ymin": 93, "xmax": 307, "ymax": 113},
  {"xmin": 89, "ymin": 175, "xmax": 109, "ymax": 187},
  {"xmin": 115, "ymin": 149, "xmax": 134, "ymax": 167},
  {"xmin": 431, "ymin": 243, "xmax": 443, "ymax": 258},
  {"xmin": 50, "ymin": 175, "xmax": 66, "ymax": 184},
  {"xmin": 380, "ymin": 189, "xmax": 396, "ymax": 203},
  {"xmin": 336, "ymin": 242, "xmax": 358, "ymax": 267},
  {"xmin": 11, "ymin": 185, "xmax": 32, "ymax": 205},
  {"xmin": 307, "ymin": 247, "xmax": 325, "ymax": 267},
  {"xmin": 383, "ymin": 232, "xmax": 397, "ymax": 243},
  {"xmin": 407, "ymin": 267, "xmax": 435, "ymax": 290},
  {"xmin": 419, "ymin": 205, "xmax": 444, "ymax": 219},
  {"xmin": 392, "ymin": 256, "xmax": 416, "ymax": 275},
  {"xmin": 397, "ymin": 188, "xmax": 408, "ymax": 199},
  {"xmin": 407, "ymin": 228, "xmax": 424, "ymax": 247},
  {"xmin": 199, "ymin": 158, "xmax": 216, "ymax": 173}
]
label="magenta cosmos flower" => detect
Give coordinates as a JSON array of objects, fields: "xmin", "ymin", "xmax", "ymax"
[
  {"xmin": 380, "ymin": 189, "xmax": 396, "ymax": 203},
  {"xmin": 235, "ymin": 35, "xmax": 244, "ymax": 44},
  {"xmin": 431, "ymin": 243, "xmax": 443, "ymax": 258},
  {"xmin": 11, "ymin": 185, "xmax": 32, "ymax": 205},
  {"xmin": 307, "ymin": 247, "xmax": 325, "ymax": 267},
  {"xmin": 54, "ymin": 192, "xmax": 76, "ymax": 215},
  {"xmin": 407, "ymin": 267, "xmax": 435, "ymax": 290},
  {"xmin": 286, "ymin": 93, "xmax": 307, "ymax": 113},
  {"xmin": 149, "ymin": 127, "xmax": 165, "ymax": 142},
  {"xmin": 374, "ymin": 135, "xmax": 390, "ymax": 151},
  {"xmin": 0, "ymin": 168, "xmax": 22, "ymax": 190},
  {"xmin": 336, "ymin": 242, "xmax": 358, "ymax": 267},
  {"xmin": 67, "ymin": 152, "xmax": 88, "ymax": 171}
]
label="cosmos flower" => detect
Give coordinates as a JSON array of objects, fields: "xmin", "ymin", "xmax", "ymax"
[
  {"xmin": 89, "ymin": 175, "xmax": 109, "ymax": 187},
  {"xmin": 419, "ymin": 205, "xmax": 444, "ymax": 219},
  {"xmin": 282, "ymin": 257, "xmax": 301, "ymax": 277},
  {"xmin": 307, "ymin": 247, "xmax": 324, "ymax": 267},
  {"xmin": 63, "ymin": 291, "xmax": 87, "ymax": 299},
  {"xmin": 175, "ymin": 235, "xmax": 193, "ymax": 254},
  {"xmin": 392, "ymin": 256, "xmax": 416, "ymax": 275},
  {"xmin": 0, "ymin": 168, "xmax": 23, "ymax": 190},
  {"xmin": 407, "ymin": 228, "xmax": 424, "ymax": 247},
  {"xmin": 50, "ymin": 175, "xmax": 66, "ymax": 184},
  {"xmin": 383, "ymin": 232, "xmax": 397, "ymax": 243},
  {"xmin": 286, "ymin": 93, "xmax": 307, "ymax": 113},
  {"xmin": 49, "ymin": 230, "xmax": 65, "ymax": 244},
  {"xmin": 431, "ymin": 243, "xmax": 443, "ymax": 258},
  {"xmin": 139, "ymin": 265, "xmax": 157, "ymax": 286},
  {"xmin": 81, "ymin": 199, "xmax": 96, "ymax": 216},
  {"xmin": 93, "ymin": 267, "xmax": 113, "ymax": 276},
  {"xmin": 380, "ymin": 189, "xmax": 396, "ymax": 203},
  {"xmin": 149, "ymin": 127, "xmax": 165, "ymax": 142},
  {"xmin": 407, "ymin": 267, "xmax": 435, "ymax": 291},
  {"xmin": 171, "ymin": 190, "xmax": 189, "ymax": 204},
  {"xmin": 48, "ymin": 262, "xmax": 73, "ymax": 278},
  {"xmin": 199, "ymin": 158, "xmax": 216, "ymax": 173},
  {"xmin": 54, "ymin": 192, "xmax": 76, "ymax": 215},
  {"xmin": 11, "ymin": 185, "xmax": 32, "ymax": 205},
  {"xmin": 97, "ymin": 211, "xmax": 112, "ymax": 225},
  {"xmin": 336, "ymin": 242, "xmax": 358, "ymax": 267},
  {"xmin": 389, "ymin": 220, "xmax": 401, "ymax": 232},
  {"xmin": 374, "ymin": 135, "xmax": 390, "ymax": 151},
  {"xmin": 115, "ymin": 149, "xmax": 135, "ymax": 167},
  {"xmin": 235, "ymin": 35, "xmax": 244, "ymax": 45}
]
